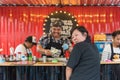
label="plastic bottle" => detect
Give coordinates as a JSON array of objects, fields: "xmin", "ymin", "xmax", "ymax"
[{"xmin": 28, "ymin": 52, "xmax": 32, "ymax": 61}]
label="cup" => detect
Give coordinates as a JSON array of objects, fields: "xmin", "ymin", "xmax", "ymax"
[
  {"xmin": 33, "ymin": 56, "xmax": 36, "ymax": 61},
  {"xmin": 43, "ymin": 56, "xmax": 46, "ymax": 63}
]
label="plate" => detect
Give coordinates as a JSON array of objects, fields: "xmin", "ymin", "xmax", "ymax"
[
  {"xmin": 113, "ymin": 59, "xmax": 120, "ymax": 62},
  {"xmin": 38, "ymin": 58, "xmax": 67, "ymax": 62}
]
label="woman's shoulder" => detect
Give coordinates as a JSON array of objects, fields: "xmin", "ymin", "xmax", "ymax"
[
  {"xmin": 77, "ymin": 41, "xmax": 90, "ymax": 45},
  {"xmin": 75, "ymin": 42, "xmax": 89, "ymax": 48}
]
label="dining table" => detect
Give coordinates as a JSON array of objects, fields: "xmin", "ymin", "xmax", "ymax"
[{"xmin": 0, "ymin": 59, "xmax": 120, "ymax": 80}]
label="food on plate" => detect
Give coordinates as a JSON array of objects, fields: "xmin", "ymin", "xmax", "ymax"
[{"xmin": 113, "ymin": 54, "xmax": 120, "ymax": 59}]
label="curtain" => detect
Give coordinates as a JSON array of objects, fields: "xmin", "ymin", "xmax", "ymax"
[{"xmin": 0, "ymin": 6, "xmax": 120, "ymax": 56}]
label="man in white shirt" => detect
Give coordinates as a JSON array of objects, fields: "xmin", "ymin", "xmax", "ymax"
[
  {"xmin": 15, "ymin": 36, "xmax": 37, "ymax": 80},
  {"xmin": 15, "ymin": 36, "xmax": 36, "ymax": 60}
]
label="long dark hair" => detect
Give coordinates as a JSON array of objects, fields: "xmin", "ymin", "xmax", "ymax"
[{"xmin": 70, "ymin": 26, "xmax": 91, "ymax": 43}]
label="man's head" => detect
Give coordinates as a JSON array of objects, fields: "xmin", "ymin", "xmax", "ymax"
[
  {"xmin": 25, "ymin": 36, "xmax": 37, "ymax": 48},
  {"xmin": 50, "ymin": 20, "xmax": 64, "ymax": 38}
]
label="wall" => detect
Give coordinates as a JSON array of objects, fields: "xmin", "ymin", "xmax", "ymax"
[{"xmin": 0, "ymin": 6, "xmax": 120, "ymax": 56}]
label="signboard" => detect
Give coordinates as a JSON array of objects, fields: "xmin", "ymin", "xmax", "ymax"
[{"xmin": 43, "ymin": 11, "xmax": 78, "ymax": 37}]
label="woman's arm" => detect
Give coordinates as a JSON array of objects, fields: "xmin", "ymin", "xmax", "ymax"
[{"xmin": 66, "ymin": 66, "xmax": 72, "ymax": 80}]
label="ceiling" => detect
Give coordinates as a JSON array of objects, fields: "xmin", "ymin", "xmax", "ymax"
[{"xmin": 0, "ymin": 0, "xmax": 120, "ymax": 6}]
